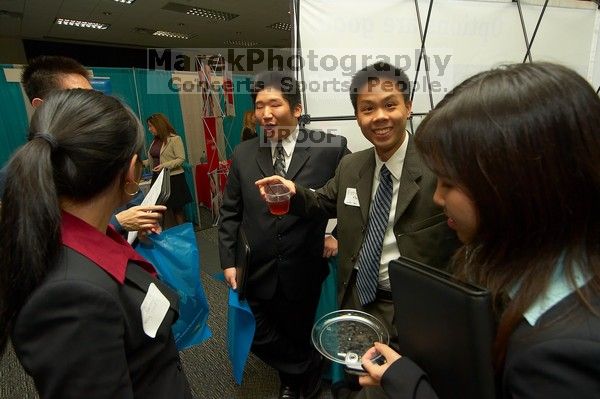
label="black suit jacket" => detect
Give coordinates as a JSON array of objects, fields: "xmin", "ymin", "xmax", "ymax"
[
  {"xmin": 219, "ymin": 129, "xmax": 348, "ymax": 300},
  {"xmin": 11, "ymin": 247, "xmax": 193, "ymax": 399}
]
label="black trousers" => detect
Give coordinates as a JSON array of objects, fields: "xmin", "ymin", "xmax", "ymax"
[{"xmin": 247, "ymin": 282, "xmax": 321, "ymax": 388}]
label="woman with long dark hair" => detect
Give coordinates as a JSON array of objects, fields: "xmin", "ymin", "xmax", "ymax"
[
  {"xmin": 0, "ymin": 90, "xmax": 193, "ymax": 398},
  {"xmin": 359, "ymin": 62, "xmax": 600, "ymax": 398},
  {"xmin": 145, "ymin": 113, "xmax": 193, "ymax": 226}
]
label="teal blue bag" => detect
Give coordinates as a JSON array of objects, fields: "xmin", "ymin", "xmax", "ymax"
[{"xmin": 136, "ymin": 223, "xmax": 211, "ymax": 350}]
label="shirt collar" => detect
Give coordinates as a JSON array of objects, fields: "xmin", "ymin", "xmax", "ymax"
[
  {"xmin": 374, "ymin": 132, "xmax": 409, "ymax": 181},
  {"xmin": 509, "ymin": 255, "xmax": 591, "ymax": 326},
  {"xmin": 270, "ymin": 125, "xmax": 299, "ymax": 158},
  {"xmin": 61, "ymin": 211, "xmax": 156, "ymax": 284}
]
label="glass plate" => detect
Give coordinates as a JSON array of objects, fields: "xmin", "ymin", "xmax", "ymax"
[{"xmin": 311, "ymin": 310, "xmax": 389, "ymax": 371}]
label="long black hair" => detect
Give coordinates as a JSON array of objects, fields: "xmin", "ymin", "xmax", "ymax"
[
  {"xmin": 415, "ymin": 62, "xmax": 600, "ymax": 367},
  {"xmin": 0, "ymin": 89, "xmax": 144, "ymax": 354}
]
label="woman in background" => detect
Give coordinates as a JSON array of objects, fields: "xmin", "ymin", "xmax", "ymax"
[
  {"xmin": 240, "ymin": 110, "xmax": 257, "ymax": 141},
  {"xmin": 360, "ymin": 62, "xmax": 600, "ymax": 398},
  {"xmin": 0, "ymin": 89, "xmax": 193, "ymax": 398},
  {"xmin": 145, "ymin": 113, "xmax": 192, "ymax": 225}
]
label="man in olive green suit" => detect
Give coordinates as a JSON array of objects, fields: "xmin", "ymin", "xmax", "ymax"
[{"xmin": 257, "ymin": 61, "xmax": 458, "ymax": 398}]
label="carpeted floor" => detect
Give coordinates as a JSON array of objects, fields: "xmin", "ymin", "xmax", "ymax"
[{"xmin": 0, "ymin": 226, "xmax": 334, "ymax": 399}]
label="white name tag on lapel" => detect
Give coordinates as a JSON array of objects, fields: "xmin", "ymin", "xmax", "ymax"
[
  {"xmin": 140, "ymin": 283, "xmax": 170, "ymax": 338},
  {"xmin": 344, "ymin": 188, "xmax": 360, "ymax": 207}
]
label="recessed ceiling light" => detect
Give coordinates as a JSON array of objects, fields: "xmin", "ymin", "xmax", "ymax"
[
  {"xmin": 55, "ymin": 18, "xmax": 110, "ymax": 30},
  {"xmin": 103, "ymin": 11, "xmax": 112, "ymax": 16},
  {"xmin": 266, "ymin": 22, "xmax": 291, "ymax": 31},
  {"xmin": 114, "ymin": 0, "xmax": 136, "ymax": 4},
  {"xmin": 185, "ymin": 6, "xmax": 238, "ymax": 21},
  {"xmin": 224, "ymin": 39, "xmax": 259, "ymax": 47},
  {"xmin": 161, "ymin": 3, "xmax": 238, "ymax": 21},
  {"xmin": 153, "ymin": 30, "xmax": 191, "ymax": 40}
]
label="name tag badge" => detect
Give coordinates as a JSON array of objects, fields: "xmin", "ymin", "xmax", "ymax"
[
  {"xmin": 344, "ymin": 188, "xmax": 360, "ymax": 207},
  {"xmin": 140, "ymin": 283, "xmax": 170, "ymax": 338}
]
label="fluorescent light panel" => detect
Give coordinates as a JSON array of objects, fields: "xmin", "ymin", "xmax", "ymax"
[
  {"xmin": 267, "ymin": 22, "xmax": 291, "ymax": 31},
  {"xmin": 224, "ymin": 39, "xmax": 259, "ymax": 47},
  {"xmin": 55, "ymin": 18, "xmax": 110, "ymax": 30},
  {"xmin": 153, "ymin": 30, "xmax": 191, "ymax": 39},
  {"xmin": 162, "ymin": 3, "xmax": 238, "ymax": 21},
  {"xmin": 114, "ymin": 0, "xmax": 136, "ymax": 4},
  {"xmin": 185, "ymin": 6, "xmax": 238, "ymax": 21}
]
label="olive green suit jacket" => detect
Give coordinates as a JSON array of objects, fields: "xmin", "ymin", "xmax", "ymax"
[{"xmin": 292, "ymin": 134, "xmax": 459, "ymax": 303}]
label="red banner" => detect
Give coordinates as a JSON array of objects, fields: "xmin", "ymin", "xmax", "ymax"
[{"xmin": 202, "ymin": 117, "xmax": 219, "ymax": 171}]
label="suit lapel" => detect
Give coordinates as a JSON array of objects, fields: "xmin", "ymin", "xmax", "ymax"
[
  {"xmin": 286, "ymin": 129, "xmax": 310, "ymax": 180},
  {"xmin": 356, "ymin": 149, "xmax": 376, "ymax": 223},
  {"xmin": 395, "ymin": 135, "xmax": 423, "ymax": 219}
]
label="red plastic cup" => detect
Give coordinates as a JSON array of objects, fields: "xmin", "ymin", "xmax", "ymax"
[{"xmin": 265, "ymin": 183, "xmax": 291, "ymax": 215}]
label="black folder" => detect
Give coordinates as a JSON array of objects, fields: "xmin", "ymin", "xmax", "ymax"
[
  {"xmin": 156, "ymin": 168, "xmax": 170, "ymax": 206},
  {"xmin": 389, "ymin": 257, "xmax": 496, "ymax": 399},
  {"xmin": 234, "ymin": 228, "xmax": 251, "ymax": 300}
]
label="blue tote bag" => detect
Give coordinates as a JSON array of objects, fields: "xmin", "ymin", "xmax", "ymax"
[
  {"xmin": 214, "ymin": 272, "xmax": 256, "ymax": 385},
  {"xmin": 136, "ymin": 223, "xmax": 211, "ymax": 350}
]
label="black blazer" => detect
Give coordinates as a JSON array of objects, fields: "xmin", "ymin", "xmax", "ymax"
[
  {"xmin": 219, "ymin": 129, "xmax": 349, "ymax": 300},
  {"xmin": 11, "ymin": 247, "xmax": 193, "ymax": 399}
]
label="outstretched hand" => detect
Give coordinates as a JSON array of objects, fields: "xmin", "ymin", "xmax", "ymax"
[
  {"xmin": 115, "ymin": 205, "xmax": 166, "ymax": 232},
  {"xmin": 255, "ymin": 175, "xmax": 296, "ymax": 200},
  {"xmin": 359, "ymin": 342, "xmax": 402, "ymax": 387},
  {"xmin": 323, "ymin": 235, "xmax": 338, "ymax": 258}
]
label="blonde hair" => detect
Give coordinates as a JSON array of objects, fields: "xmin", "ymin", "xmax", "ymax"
[
  {"xmin": 243, "ymin": 110, "xmax": 255, "ymax": 129},
  {"xmin": 241, "ymin": 110, "xmax": 257, "ymax": 141}
]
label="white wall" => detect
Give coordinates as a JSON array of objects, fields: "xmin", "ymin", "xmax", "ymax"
[{"xmin": 298, "ymin": 0, "xmax": 599, "ymax": 152}]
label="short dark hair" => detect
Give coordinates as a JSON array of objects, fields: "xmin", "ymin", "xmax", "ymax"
[
  {"xmin": 21, "ymin": 56, "xmax": 91, "ymax": 102},
  {"xmin": 349, "ymin": 62, "xmax": 411, "ymax": 113},
  {"xmin": 251, "ymin": 70, "xmax": 301, "ymax": 109}
]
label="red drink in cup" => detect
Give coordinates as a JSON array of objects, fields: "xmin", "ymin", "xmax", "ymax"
[
  {"xmin": 268, "ymin": 200, "xmax": 290, "ymax": 215},
  {"xmin": 265, "ymin": 184, "xmax": 291, "ymax": 215}
]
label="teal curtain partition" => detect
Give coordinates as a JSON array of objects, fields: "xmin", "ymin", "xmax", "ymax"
[
  {"xmin": 223, "ymin": 75, "xmax": 254, "ymax": 158},
  {"xmin": 0, "ymin": 65, "xmax": 250, "ymax": 224},
  {"xmin": 90, "ymin": 67, "xmax": 139, "ymax": 117},
  {"xmin": 0, "ymin": 64, "xmax": 29, "ymax": 167}
]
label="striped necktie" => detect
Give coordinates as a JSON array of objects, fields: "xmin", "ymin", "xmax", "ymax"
[
  {"xmin": 356, "ymin": 164, "xmax": 393, "ymax": 305},
  {"xmin": 274, "ymin": 141, "xmax": 286, "ymax": 177}
]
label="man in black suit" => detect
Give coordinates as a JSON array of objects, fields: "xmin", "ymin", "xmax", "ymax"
[{"xmin": 219, "ymin": 71, "xmax": 349, "ymax": 399}]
